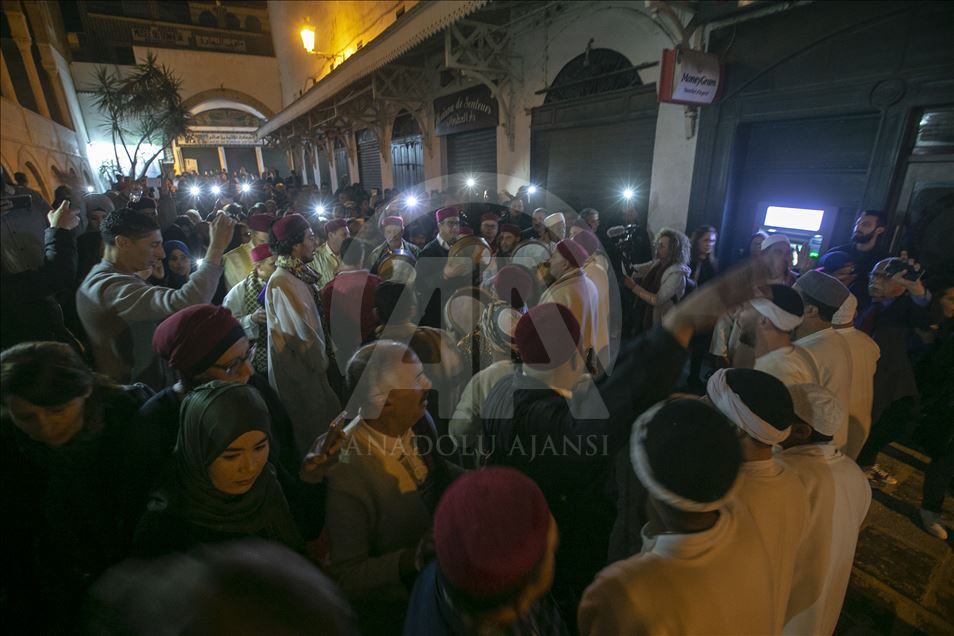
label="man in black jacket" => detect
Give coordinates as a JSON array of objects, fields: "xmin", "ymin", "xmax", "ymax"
[
  {"xmin": 481, "ymin": 256, "xmax": 769, "ymax": 622},
  {"xmin": 1, "ymin": 200, "xmax": 79, "ymax": 350},
  {"xmin": 415, "ymin": 206, "xmax": 471, "ymax": 328},
  {"xmin": 855, "ymin": 257, "xmax": 934, "ymax": 486},
  {"xmin": 824, "ymin": 209, "xmax": 889, "ymax": 310}
]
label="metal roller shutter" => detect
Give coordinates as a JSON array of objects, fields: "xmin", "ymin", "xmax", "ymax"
[
  {"xmin": 530, "ymin": 85, "xmax": 658, "ymax": 213},
  {"xmin": 223, "ymin": 147, "xmax": 257, "ymax": 175},
  {"xmin": 357, "ymin": 129, "xmax": 382, "ymax": 191},
  {"xmin": 446, "ymin": 127, "xmax": 497, "ymax": 191}
]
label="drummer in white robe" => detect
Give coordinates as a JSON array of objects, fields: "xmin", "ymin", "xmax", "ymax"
[
  {"xmin": 264, "ymin": 213, "xmax": 342, "ymax": 457},
  {"xmin": 707, "ymin": 368, "xmax": 810, "ymax": 634},
  {"xmin": 780, "ymin": 383, "xmax": 871, "ymax": 635},
  {"xmin": 539, "ymin": 239, "xmax": 601, "ymax": 367}
]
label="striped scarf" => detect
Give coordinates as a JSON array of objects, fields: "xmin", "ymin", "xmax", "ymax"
[{"xmin": 242, "ymin": 272, "xmax": 268, "ymax": 374}]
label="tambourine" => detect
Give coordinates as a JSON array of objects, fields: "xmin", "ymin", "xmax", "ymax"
[
  {"xmin": 510, "ymin": 239, "xmax": 551, "ymax": 269},
  {"xmin": 377, "ymin": 248, "xmax": 417, "ymax": 283},
  {"xmin": 482, "ymin": 301, "xmax": 523, "ymax": 353},
  {"xmin": 448, "ymin": 235, "xmax": 492, "ymax": 270},
  {"xmin": 443, "ymin": 286, "xmax": 493, "ymax": 339}
]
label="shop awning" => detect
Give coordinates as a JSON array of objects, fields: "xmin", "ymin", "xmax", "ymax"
[{"xmin": 257, "ymin": 0, "xmax": 487, "ymax": 140}]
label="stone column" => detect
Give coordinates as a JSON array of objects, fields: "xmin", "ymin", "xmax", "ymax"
[
  {"xmin": 0, "ymin": 49, "xmax": 19, "ymax": 104},
  {"xmin": 36, "ymin": 44, "xmax": 73, "ymax": 128},
  {"xmin": 3, "ymin": 9, "xmax": 50, "ymax": 119},
  {"xmin": 311, "ymin": 142, "xmax": 322, "ymax": 188},
  {"xmin": 217, "ymin": 146, "xmax": 228, "ymax": 172},
  {"xmin": 254, "ymin": 146, "xmax": 265, "ymax": 176},
  {"xmin": 299, "ymin": 146, "xmax": 309, "ymax": 185}
]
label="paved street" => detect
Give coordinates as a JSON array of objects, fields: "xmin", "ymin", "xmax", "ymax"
[{"xmin": 837, "ymin": 444, "xmax": 954, "ymax": 635}]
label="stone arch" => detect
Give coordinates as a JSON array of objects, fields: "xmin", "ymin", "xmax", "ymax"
[
  {"xmin": 182, "ymin": 88, "xmax": 275, "ymax": 120},
  {"xmin": 544, "ymin": 48, "xmax": 642, "ymax": 104},
  {"xmin": 17, "ymin": 147, "xmax": 50, "ymax": 200},
  {"xmin": 245, "ymin": 15, "xmax": 262, "ymax": 33}
]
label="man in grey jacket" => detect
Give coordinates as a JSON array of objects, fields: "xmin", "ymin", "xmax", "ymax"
[{"xmin": 77, "ymin": 207, "xmax": 234, "ymax": 387}]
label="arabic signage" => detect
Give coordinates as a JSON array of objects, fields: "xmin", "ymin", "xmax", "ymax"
[
  {"xmin": 129, "ymin": 26, "xmax": 248, "ymax": 53},
  {"xmin": 179, "ymin": 131, "xmax": 259, "ymax": 147},
  {"xmin": 433, "ymin": 85, "xmax": 498, "ymax": 136}
]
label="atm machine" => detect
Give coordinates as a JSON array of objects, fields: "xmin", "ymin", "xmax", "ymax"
[{"xmin": 758, "ymin": 203, "xmax": 837, "ymax": 272}]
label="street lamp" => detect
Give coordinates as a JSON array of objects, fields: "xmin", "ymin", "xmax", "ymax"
[{"xmin": 300, "ymin": 21, "xmax": 317, "ymax": 55}]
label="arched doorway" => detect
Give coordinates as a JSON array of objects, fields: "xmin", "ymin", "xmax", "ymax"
[
  {"xmin": 391, "ymin": 110, "xmax": 424, "ymax": 191},
  {"xmin": 530, "ymin": 47, "xmax": 657, "ymax": 213}
]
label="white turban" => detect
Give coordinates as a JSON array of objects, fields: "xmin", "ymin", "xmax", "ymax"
[
  {"xmin": 789, "ymin": 383, "xmax": 844, "ymax": 437},
  {"xmin": 543, "ymin": 213, "xmax": 565, "ymax": 229},
  {"xmin": 707, "ymin": 369, "xmax": 791, "ymax": 445},
  {"xmin": 630, "ymin": 401, "xmax": 738, "ymax": 513},
  {"xmin": 761, "ymin": 234, "xmax": 791, "ymax": 251},
  {"xmin": 750, "ymin": 297, "xmax": 803, "ymax": 331},
  {"xmin": 832, "ymin": 293, "xmax": 858, "ymax": 327}
]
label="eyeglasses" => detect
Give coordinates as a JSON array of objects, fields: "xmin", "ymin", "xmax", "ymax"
[{"xmin": 210, "ymin": 346, "xmax": 253, "ymax": 376}]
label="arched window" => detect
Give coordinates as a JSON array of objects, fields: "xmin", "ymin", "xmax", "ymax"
[
  {"xmin": 25, "ymin": 161, "xmax": 49, "ymax": 200},
  {"xmin": 224, "ymin": 12, "xmax": 240, "ymax": 30},
  {"xmin": 245, "ymin": 16, "xmax": 262, "ymax": 33},
  {"xmin": 545, "ymin": 48, "xmax": 642, "ymax": 104}
]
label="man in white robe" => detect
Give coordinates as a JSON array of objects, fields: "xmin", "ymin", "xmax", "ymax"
[
  {"xmin": 579, "ymin": 398, "xmax": 777, "ymax": 636},
  {"xmin": 265, "ymin": 213, "xmax": 341, "ymax": 457},
  {"xmin": 741, "ymin": 284, "xmax": 818, "ymax": 386},
  {"xmin": 793, "ymin": 271, "xmax": 854, "ymax": 449},
  {"xmin": 539, "ymin": 239, "xmax": 600, "ymax": 367},
  {"xmin": 780, "ymin": 383, "xmax": 872, "ymax": 635},
  {"xmin": 707, "ymin": 368, "xmax": 810, "ymax": 634},
  {"xmin": 831, "ymin": 294, "xmax": 880, "ymax": 459},
  {"xmin": 572, "ymin": 230, "xmax": 612, "ymax": 370}
]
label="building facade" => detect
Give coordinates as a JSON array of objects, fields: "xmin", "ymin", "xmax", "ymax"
[
  {"xmin": 1, "ymin": 1, "xmax": 98, "ymax": 199},
  {"xmin": 262, "ymin": 0, "xmax": 953, "ymax": 258}
]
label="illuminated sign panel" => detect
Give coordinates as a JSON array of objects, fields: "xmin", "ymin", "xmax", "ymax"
[{"xmin": 763, "ymin": 206, "xmax": 824, "ymax": 232}]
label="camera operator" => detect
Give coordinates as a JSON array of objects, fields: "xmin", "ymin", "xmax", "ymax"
[{"xmin": 605, "ymin": 202, "xmax": 653, "ymax": 338}]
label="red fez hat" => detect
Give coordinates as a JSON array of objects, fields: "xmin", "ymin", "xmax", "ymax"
[
  {"xmin": 271, "ymin": 213, "xmax": 309, "ymax": 241},
  {"xmin": 246, "ymin": 213, "xmax": 275, "ymax": 232},
  {"xmin": 555, "ymin": 239, "xmax": 587, "ymax": 268},
  {"xmin": 381, "ymin": 215, "xmax": 404, "ymax": 228},
  {"xmin": 459, "ymin": 226, "xmax": 474, "ymax": 236},
  {"xmin": 435, "ymin": 207, "xmax": 460, "ymax": 223},
  {"xmin": 572, "ymin": 230, "xmax": 600, "ymax": 257},
  {"xmin": 435, "ymin": 467, "xmax": 551, "ymax": 599},
  {"xmin": 481, "ymin": 212, "xmax": 500, "ymax": 223},
  {"xmin": 325, "ymin": 218, "xmax": 348, "ymax": 235},
  {"xmin": 152, "ymin": 304, "xmax": 246, "ymax": 376},
  {"xmin": 499, "ymin": 223, "xmax": 521, "ymax": 237},
  {"xmin": 514, "ymin": 303, "xmax": 581, "ymax": 369},
  {"xmin": 492, "ymin": 265, "xmax": 534, "ymax": 308},
  {"xmin": 251, "ymin": 243, "xmax": 272, "ymax": 262}
]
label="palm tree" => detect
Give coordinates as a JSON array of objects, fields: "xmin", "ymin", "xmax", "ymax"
[{"xmin": 89, "ymin": 52, "xmax": 190, "ymax": 180}]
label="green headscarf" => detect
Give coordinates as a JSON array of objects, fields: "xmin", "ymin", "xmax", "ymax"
[{"xmin": 158, "ymin": 381, "xmax": 302, "ymax": 549}]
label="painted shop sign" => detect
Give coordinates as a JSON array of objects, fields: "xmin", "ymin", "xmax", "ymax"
[
  {"xmin": 179, "ymin": 131, "xmax": 259, "ymax": 146},
  {"xmin": 434, "ymin": 85, "xmax": 498, "ymax": 136}
]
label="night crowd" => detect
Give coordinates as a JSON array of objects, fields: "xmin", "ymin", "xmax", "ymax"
[{"xmin": 1, "ymin": 165, "xmax": 952, "ymax": 635}]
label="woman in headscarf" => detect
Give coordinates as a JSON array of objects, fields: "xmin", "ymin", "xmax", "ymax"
[
  {"xmin": 131, "ymin": 304, "xmax": 302, "ymax": 521},
  {"xmin": 622, "ymin": 227, "xmax": 691, "ymax": 332},
  {"xmin": 0, "ymin": 342, "xmax": 153, "ymax": 632},
  {"xmin": 161, "ymin": 240, "xmax": 195, "ymax": 289},
  {"xmin": 132, "ymin": 381, "xmax": 303, "ymax": 557}
]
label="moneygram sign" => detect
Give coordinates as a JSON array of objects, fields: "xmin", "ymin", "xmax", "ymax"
[{"xmin": 658, "ymin": 48, "xmax": 723, "ymax": 105}]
